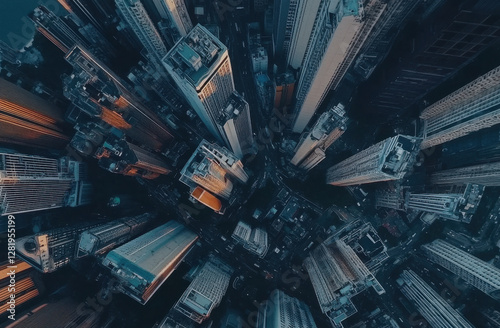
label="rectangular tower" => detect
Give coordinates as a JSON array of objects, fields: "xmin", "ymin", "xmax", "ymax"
[
  {"xmin": 163, "ymin": 24, "xmax": 235, "ymax": 142},
  {"xmin": 218, "ymin": 92, "xmax": 254, "ymax": 159},
  {"xmin": 421, "ymin": 65, "xmax": 500, "ymax": 149},
  {"xmin": 151, "ymin": 0, "xmax": 193, "ymax": 40},
  {"xmin": 0, "ymin": 153, "xmax": 88, "ymax": 216},
  {"xmin": 326, "ymin": 135, "xmax": 420, "ymax": 186},
  {"xmin": 292, "ymin": 0, "xmax": 385, "ymax": 133},
  {"xmin": 291, "ymin": 103, "xmax": 347, "ymax": 171},
  {"xmin": 397, "ymin": 270, "xmax": 473, "ymax": 328},
  {"xmin": 102, "ymin": 220, "xmax": 198, "ymax": 304},
  {"xmin": 257, "ymin": 289, "xmax": 317, "ymax": 328},
  {"xmin": 430, "ymin": 162, "xmax": 500, "ymax": 187},
  {"xmin": 422, "ymin": 239, "xmax": 500, "ymax": 300},
  {"xmin": 174, "ymin": 257, "xmax": 233, "ymax": 323},
  {"xmin": 0, "ymin": 78, "xmax": 70, "ymax": 149}
]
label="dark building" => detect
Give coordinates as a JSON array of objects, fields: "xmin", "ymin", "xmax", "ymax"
[
  {"xmin": 359, "ymin": 0, "xmax": 500, "ymax": 122},
  {"xmin": 0, "ymin": 78, "xmax": 70, "ymax": 149}
]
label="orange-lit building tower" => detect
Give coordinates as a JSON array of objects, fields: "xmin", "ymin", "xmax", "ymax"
[
  {"xmin": 274, "ymin": 71, "xmax": 295, "ymax": 109},
  {"xmin": 0, "ymin": 78, "xmax": 70, "ymax": 149},
  {"xmin": 190, "ymin": 187, "xmax": 223, "ymax": 213},
  {"xmin": 63, "ymin": 46, "xmax": 173, "ymax": 152}
]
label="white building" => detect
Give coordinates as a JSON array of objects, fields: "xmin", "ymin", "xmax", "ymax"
[
  {"xmin": 291, "ymin": 103, "xmax": 347, "ymax": 171},
  {"xmin": 422, "ymin": 239, "xmax": 500, "ymax": 300},
  {"xmin": 174, "ymin": 257, "xmax": 233, "ymax": 323},
  {"xmin": 163, "ymin": 24, "xmax": 235, "ymax": 142},
  {"xmin": 421, "ymin": 65, "xmax": 500, "ymax": 149},
  {"xmin": 232, "ymin": 222, "xmax": 269, "ymax": 258},
  {"xmin": 251, "ymin": 46, "xmax": 268, "ymax": 73},
  {"xmin": 218, "ymin": 92, "xmax": 254, "ymax": 158},
  {"xmin": 326, "ymin": 135, "xmax": 420, "ymax": 186},
  {"xmin": 257, "ymin": 289, "xmax": 317, "ymax": 328},
  {"xmin": 151, "ymin": 0, "xmax": 193, "ymax": 39},
  {"xmin": 291, "ymin": 0, "xmax": 385, "ymax": 133},
  {"xmin": 397, "ymin": 270, "xmax": 473, "ymax": 328},
  {"xmin": 115, "ymin": 0, "xmax": 167, "ymax": 74}
]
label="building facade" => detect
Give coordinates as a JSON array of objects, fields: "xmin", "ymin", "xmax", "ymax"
[
  {"xmin": 430, "ymin": 162, "xmax": 500, "ymax": 187},
  {"xmin": 422, "ymin": 239, "xmax": 500, "ymax": 299},
  {"xmin": 163, "ymin": 24, "xmax": 235, "ymax": 142},
  {"xmin": 421, "ymin": 64, "xmax": 500, "ymax": 149},
  {"xmin": 291, "ymin": 103, "xmax": 347, "ymax": 171},
  {"xmin": 326, "ymin": 135, "xmax": 420, "ymax": 186},
  {"xmin": 174, "ymin": 256, "xmax": 233, "ymax": 323}
]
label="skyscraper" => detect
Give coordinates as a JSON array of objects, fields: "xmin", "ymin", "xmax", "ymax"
[
  {"xmin": 274, "ymin": 71, "xmax": 295, "ymax": 109},
  {"xmin": 174, "ymin": 256, "xmax": 233, "ymax": 323},
  {"xmin": 231, "ymin": 221, "xmax": 269, "ymax": 258},
  {"xmin": 272, "ymin": 0, "xmax": 299, "ymax": 69},
  {"xmin": 163, "ymin": 24, "xmax": 235, "ymax": 142},
  {"xmin": 76, "ymin": 213, "xmax": 153, "ymax": 258},
  {"xmin": 115, "ymin": 0, "xmax": 168, "ymax": 74},
  {"xmin": 359, "ymin": 0, "xmax": 500, "ymax": 121},
  {"xmin": 291, "ymin": 103, "xmax": 347, "ymax": 171},
  {"xmin": 326, "ymin": 135, "xmax": 420, "ymax": 186},
  {"xmin": 151, "ymin": 0, "xmax": 193, "ymax": 40},
  {"xmin": 0, "ymin": 78, "xmax": 70, "ymax": 149},
  {"xmin": 0, "ymin": 152, "xmax": 90, "ymax": 216},
  {"xmin": 430, "ymin": 162, "xmax": 500, "ymax": 187},
  {"xmin": 421, "ymin": 64, "xmax": 500, "ymax": 149},
  {"xmin": 218, "ymin": 92, "xmax": 254, "ymax": 158},
  {"xmin": 422, "ymin": 239, "xmax": 500, "ymax": 300},
  {"xmin": 16, "ymin": 221, "xmax": 103, "ymax": 273},
  {"xmin": 30, "ymin": 6, "xmax": 114, "ymax": 60},
  {"xmin": 376, "ymin": 183, "xmax": 485, "ymax": 223},
  {"xmin": 397, "ymin": 270, "xmax": 473, "ymax": 328},
  {"xmin": 63, "ymin": 45, "xmax": 173, "ymax": 151},
  {"xmin": 291, "ymin": 0, "xmax": 385, "ymax": 132},
  {"xmin": 95, "ymin": 137, "xmax": 171, "ymax": 179},
  {"xmin": 304, "ymin": 239, "xmax": 385, "ymax": 327},
  {"xmin": 257, "ymin": 289, "xmax": 317, "ymax": 328},
  {"xmin": 180, "ymin": 140, "xmax": 249, "ymax": 199},
  {"xmin": 102, "ymin": 220, "xmax": 198, "ymax": 304}
]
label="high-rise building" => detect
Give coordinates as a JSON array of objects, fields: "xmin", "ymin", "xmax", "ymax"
[
  {"xmin": 291, "ymin": 103, "xmax": 347, "ymax": 171},
  {"xmin": 57, "ymin": 0, "xmax": 116, "ymax": 33},
  {"xmin": 257, "ymin": 289, "xmax": 317, "ymax": 328},
  {"xmin": 30, "ymin": 6, "xmax": 114, "ymax": 60},
  {"xmin": 231, "ymin": 221, "xmax": 269, "ymax": 258},
  {"xmin": 274, "ymin": 71, "xmax": 295, "ymax": 109},
  {"xmin": 255, "ymin": 72, "xmax": 274, "ymax": 112},
  {"xmin": 115, "ymin": 0, "xmax": 168, "ymax": 74},
  {"xmin": 376, "ymin": 183, "xmax": 485, "ymax": 223},
  {"xmin": 0, "ymin": 40, "xmax": 19, "ymax": 63},
  {"xmin": 163, "ymin": 24, "xmax": 235, "ymax": 142},
  {"xmin": 421, "ymin": 65, "xmax": 500, "ymax": 149},
  {"xmin": 76, "ymin": 213, "xmax": 153, "ymax": 258},
  {"xmin": 304, "ymin": 239, "xmax": 385, "ymax": 327},
  {"xmin": 95, "ymin": 137, "xmax": 171, "ymax": 179},
  {"xmin": 180, "ymin": 140, "xmax": 248, "ymax": 199},
  {"xmin": 291, "ymin": 0, "xmax": 385, "ymax": 133},
  {"xmin": 63, "ymin": 45, "xmax": 173, "ymax": 151},
  {"xmin": 151, "ymin": 0, "xmax": 193, "ymax": 40},
  {"xmin": 422, "ymin": 239, "xmax": 500, "ymax": 299},
  {"xmin": 102, "ymin": 220, "xmax": 198, "ymax": 304},
  {"xmin": 397, "ymin": 270, "xmax": 473, "ymax": 328},
  {"xmin": 353, "ymin": 0, "xmax": 420, "ymax": 80},
  {"xmin": 0, "ymin": 152, "xmax": 91, "ymax": 216},
  {"xmin": 16, "ymin": 221, "xmax": 102, "ymax": 273},
  {"xmin": 218, "ymin": 92, "xmax": 254, "ymax": 158},
  {"xmin": 326, "ymin": 135, "xmax": 420, "ymax": 186},
  {"xmin": 272, "ymin": 0, "xmax": 298, "ymax": 69},
  {"xmin": 0, "ymin": 78, "xmax": 70, "ymax": 149},
  {"xmin": 251, "ymin": 46, "xmax": 268, "ymax": 73},
  {"xmin": 174, "ymin": 256, "xmax": 233, "ymax": 323},
  {"xmin": 360, "ymin": 0, "xmax": 500, "ymax": 122},
  {"xmin": 430, "ymin": 162, "xmax": 500, "ymax": 187}
]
